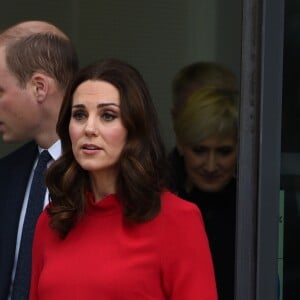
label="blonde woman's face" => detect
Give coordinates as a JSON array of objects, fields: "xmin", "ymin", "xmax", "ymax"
[{"xmin": 178, "ymin": 133, "xmax": 237, "ymax": 193}]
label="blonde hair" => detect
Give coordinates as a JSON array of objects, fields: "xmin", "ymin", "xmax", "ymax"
[
  {"xmin": 172, "ymin": 62, "xmax": 238, "ymax": 116},
  {"xmin": 173, "ymin": 86, "xmax": 238, "ymax": 145}
]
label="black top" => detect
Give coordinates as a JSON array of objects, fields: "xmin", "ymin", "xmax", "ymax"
[{"xmin": 167, "ymin": 148, "xmax": 236, "ymax": 300}]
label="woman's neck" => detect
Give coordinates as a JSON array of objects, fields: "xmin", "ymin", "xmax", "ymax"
[{"xmin": 89, "ymin": 170, "xmax": 117, "ymax": 202}]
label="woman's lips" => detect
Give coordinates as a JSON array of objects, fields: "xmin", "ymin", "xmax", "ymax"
[
  {"xmin": 82, "ymin": 144, "xmax": 101, "ymax": 150},
  {"xmin": 81, "ymin": 144, "xmax": 102, "ymax": 154}
]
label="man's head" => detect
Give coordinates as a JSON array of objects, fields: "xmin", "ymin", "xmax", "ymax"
[
  {"xmin": 0, "ymin": 20, "xmax": 68, "ymax": 42},
  {"xmin": 0, "ymin": 20, "xmax": 79, "ymax": 147}
]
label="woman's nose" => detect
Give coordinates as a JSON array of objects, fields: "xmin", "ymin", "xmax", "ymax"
[
  {"xmin": 205, "ymin": 153, "xmax": 218, "ymax": 172},
  {"xmin": 85, "ymin": 118, "xmax": 98, "ymax": 136}
]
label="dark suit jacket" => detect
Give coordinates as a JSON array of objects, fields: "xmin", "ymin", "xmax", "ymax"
[{"xmin": 0, "ymin": 141, "xmax": 38, "ymax": 300}]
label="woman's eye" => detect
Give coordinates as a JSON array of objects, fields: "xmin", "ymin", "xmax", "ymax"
[
  {"xmin": 218, "ymin": 147, "xmax": 234, "ymax": 155},
  {"xmin": 192, "ymin": 147, "xmax": 206, "ymax": 154},
  {"xmin": 72, "ymin": 110, "xmax": 86, "ymax": 120},
  {"xmin": 102, "ymin": 112, "xmax": 117, "ymax": 121}
]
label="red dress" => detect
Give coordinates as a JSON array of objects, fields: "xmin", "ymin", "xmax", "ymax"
[{"xmin": 30, "ymin": 190, "xmax": 217, "ymax": 299}]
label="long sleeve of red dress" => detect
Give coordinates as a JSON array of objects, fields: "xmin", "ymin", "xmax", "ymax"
[{"xmin": 30, "ymin": 190, "xmax": 217, "ymax": 299}]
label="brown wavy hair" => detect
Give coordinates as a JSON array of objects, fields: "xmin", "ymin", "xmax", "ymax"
[{"xmin": 46, "ymin": 58, "xmax": 167, "ymax": 238}]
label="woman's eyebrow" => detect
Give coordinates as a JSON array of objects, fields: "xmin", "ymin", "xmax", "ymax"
[
  {"xmin": 71, "ymin": 102, "xmax": 119, "ymax": 109},
  {"xmin": 71, "ymin": 104, "xmax": 84, "ymax": 108},
  {"xmin": 97, "ymin": 103, "xmax": 120, "ymax": 108}
]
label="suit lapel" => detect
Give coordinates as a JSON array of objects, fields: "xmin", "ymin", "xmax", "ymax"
[{"xmin": 0, "ymin": 141, "xmax": 38, "ymax": 299}]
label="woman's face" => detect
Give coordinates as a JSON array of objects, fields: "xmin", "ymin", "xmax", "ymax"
[
  {"xmin": 69, "ymin": 80, "xmax": 127, "ymax": 178},
  {"xmin": 178, "ymin": 133, "xmax": 237, "ymax": 192}
]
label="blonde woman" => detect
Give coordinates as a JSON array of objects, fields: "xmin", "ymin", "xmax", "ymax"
[{"xmin": 168, "ymin": 86, "xmax": 238, "ymax": 300}]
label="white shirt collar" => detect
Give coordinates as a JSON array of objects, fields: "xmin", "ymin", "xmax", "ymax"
[{"xmin": 38, "ymin": 140, "xmax": 62, "ymax": 161}]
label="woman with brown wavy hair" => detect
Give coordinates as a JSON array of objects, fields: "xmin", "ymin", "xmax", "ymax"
[{"xmin": 29, "ymin": 58, "xmax": 217, "ymax": 300}]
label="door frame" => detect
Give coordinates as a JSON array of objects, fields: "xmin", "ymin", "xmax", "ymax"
[{"xmin": 236, "ymin": 0, "xmax": 284, "ymax": 299}]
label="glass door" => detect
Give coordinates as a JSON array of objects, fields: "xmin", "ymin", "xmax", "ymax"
[{"xmin": 280, "ymin": 0, "xmax": 300, "ymax": 298}]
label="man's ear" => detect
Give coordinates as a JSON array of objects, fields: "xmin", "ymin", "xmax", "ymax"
[{"xmin": 30, "ymin": 72, "xmax": 49, "ymax": 103}]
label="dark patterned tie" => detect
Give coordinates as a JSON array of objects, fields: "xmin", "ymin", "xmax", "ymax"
[{"xmin": 11, "ymin": 150, "xmax": 52, "ymax": 300}]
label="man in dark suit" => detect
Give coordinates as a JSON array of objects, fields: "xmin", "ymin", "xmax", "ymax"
[{"xmin": 0, "ymin": 21, "xmax": 78, "ymax": 299}]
